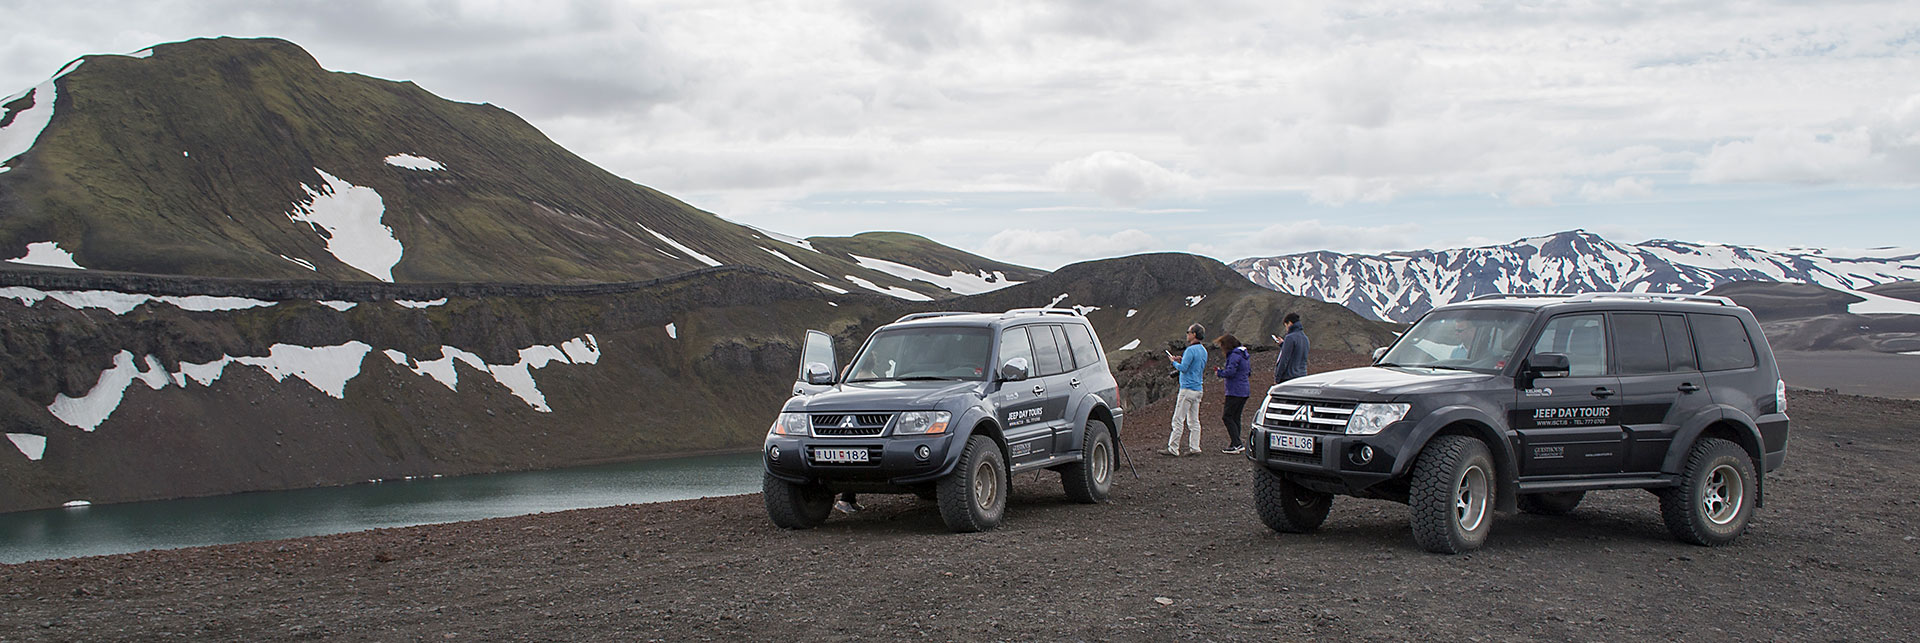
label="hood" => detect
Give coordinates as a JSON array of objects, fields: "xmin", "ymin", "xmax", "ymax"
[
  {"xmin": 785, "ymin": 380, "xmax": 986, "ymax": 412},
  {"xmin": 1271, "ymin": 366, "xmax": 1499, "ymax": 400}
]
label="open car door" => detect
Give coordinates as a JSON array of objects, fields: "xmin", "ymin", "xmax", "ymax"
[{"xmin": 794, "ymin": 330, "xmax": 837, "ymax": 396}]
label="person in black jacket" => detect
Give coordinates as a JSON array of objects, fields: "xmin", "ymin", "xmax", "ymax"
[{"xmin": 1273, "ymin": 312, "xmax": 1309, "ymax": 384}]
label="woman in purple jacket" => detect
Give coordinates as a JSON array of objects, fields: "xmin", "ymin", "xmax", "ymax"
[{"xmin": 1213, "ymin": 334, "xmax": 1252, "ymax": 454}]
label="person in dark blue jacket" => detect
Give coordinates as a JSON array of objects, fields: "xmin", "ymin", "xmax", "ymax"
[
  {"xmin": 1274, "ymin": 312, "xmax": 1310, "ymax": 384},
  {"xmin": 1213, "ymin": 334, "xmax": 1251, "ymax": 454}
]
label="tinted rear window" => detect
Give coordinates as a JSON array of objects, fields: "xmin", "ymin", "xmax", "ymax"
[
  {"xmin": 1614, "ymin": 314, "xmax": 1669, "ymax": 375},
  {"xmin": 1029, "ymin": 325, "xmax": 1066, "ymax": 376},
  {"xmin": 1692, "ymin": 313, "xmax": 1756, "ymax": 371},
  {"xmin": 1063, "ymin": 323, "xmax": 1100, "ymax": 370}
]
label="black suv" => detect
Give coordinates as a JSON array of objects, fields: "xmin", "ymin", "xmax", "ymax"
[
  {"xmin": 763, "ymin": 308, "xmax": 1124, "ymax": 532},
  {"xmin": 1249, "ymin": 293, "xmax": 1790, "ymax": 553}
]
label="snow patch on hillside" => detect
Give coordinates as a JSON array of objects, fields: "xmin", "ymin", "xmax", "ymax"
[
  {"xmin": 1049, "ymin": 293, "xmax": 1070, "ymax": 308},
  {"xmin": 6, "ymin": 242, "xmax": 83, "ymax": 269},
  {"xmin": 7, "ymin": 433, "xmax": 45, "ymax": 460},
  {"xmin": 319, "ymin": 300, "xmax": 357, "ymax": 311},
  {"xmin": 1849, "ymin": 290, "xmax": 1920, "ymax": 315},
  {"xmin": 750, "ymin": 226, "xmax": 817, "ymax": 252},
  {"xmin": 43, "ymin": 334, "xmax": 605, "ymax": 433},
  {"xmin": 1127, "ymin": 309, "xmax": 1138, "ymax": 318},
  {"xmin": 1185, "ymin": 295, "xmax": 1205, "ymax": 307},
  {"xmin": 392, "ymin": 335, "xmax": 601, "ymax": 413},
  {"xmin": 280, "ymin": 255, "xmax": 317, "ymax": 271},
  {"xmin": 846, "ymin": 275, "xmax": 933, "ymax": 301},
  {"xmin": 642, "ymin": 225, "xmax": 722, "ymax": 267},
  {"xmin": 396, "ymin": 298, "xmax": 447, "ymax": 309},
  {"xmin": 848, "ymin": 254, "xmax": 1021, "ymax": 296},
  {"xmin": 0, "ymin": 71, "xmax": 63, "ymax": 173},
  {"xmin": 763, "ymin": 247, "xmax": 828, "ymax": 278},
  {"xmin": 665, "ymin": 323, "xmax": 678, "ymax": 339},
  {"xmin": 1119, "ymin": 339, "xmax": 1142, "ymax": 351},
  {"xmin": 285, "ymin": 169, "xmax": 403, "ymax": 282},
  {"xmin": 383, "ymin": 154, "xmax": 445, "ymax": 171},
  {"xmin": 813, "ymin": 282, "xmax": 849, "ymax": 294},
  {"xmin": 0, "ymin": 287, "xmax": 276, "ymax": 314}
]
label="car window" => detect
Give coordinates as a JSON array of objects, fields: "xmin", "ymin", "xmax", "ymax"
[
  {"xmin": 1532, "ymin": 314, "xmax": 1608, "ymax": 377},
  {"xmin": 1662, "ymin": 315, "xmax": 1698, "ymax": 372},
  {"xmin": 1030, "ymin": 324, "xmax": 1066, "ymax": 376},
  {"xmin": 999, "ymin": 326, "xmax": 1033, "ymax": 372},
  {"xmin": 1692, "ymin": 313, "xmax": 1756, "ymax": 371},
  {"xmin": 1614, "ymin": 313, "xmax": 1669, "ymax": 375},
  {"xmin": 1381, "ymin": 309, "xmax": 1533, "ymax": 373},
  {"xmin": 845, "ymin": 327, "xmax": 993, "ymax": 381},
  {"xmin": 1063, "ymin": 323, "xmax": 1100, "ymax": 371}
]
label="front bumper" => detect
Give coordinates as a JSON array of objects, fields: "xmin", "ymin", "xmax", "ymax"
[
  {"xmin": 763, "ymin": 433, "xmax": 959, "ymax": 486},
  {"xmin": 1248, "ymin": 423, "xmax": 1409, "ymax": 495}
]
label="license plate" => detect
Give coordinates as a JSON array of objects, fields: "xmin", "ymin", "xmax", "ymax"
[
  {"xmin": 814, "ymin": 448, "xmax": 870, "ymax": 463},
  {"xmin": 1269, "ymin": 431, "xmax": 1316, "ymax": 454}
]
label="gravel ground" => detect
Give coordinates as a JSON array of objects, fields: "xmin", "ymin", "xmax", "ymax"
[{"xmin": 3, "ymin": 382, "xmax": 1916, "ymax": 641}]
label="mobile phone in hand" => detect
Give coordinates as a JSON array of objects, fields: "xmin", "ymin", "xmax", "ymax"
[{"xmin": 1271, "ymin": 334, "xmax": 1282, "ymax": 344}]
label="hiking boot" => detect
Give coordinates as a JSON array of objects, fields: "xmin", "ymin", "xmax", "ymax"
[
  {"xmin": 1158, "ymin": 448, "xmax": 1181, "ymax": 457},
  {"xmin": 834, "ymin": 500, "xmax": 864, "ymax": 513},
  {"xmin": 1223, "ymin": 445, "xmax": 1246, "ymax": 454}
]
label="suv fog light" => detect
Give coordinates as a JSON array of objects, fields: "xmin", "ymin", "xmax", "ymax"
[
  {"xmin": 1349, "ymin": 444, "xmax": 1375, "ymax": 466},
  {"xmin": 768, "ymin": 445, "xmax": 781, "ymax": 462},
  {"xmin": 915, "ymin": 445, "xmax": 931, "ymax": 461}
]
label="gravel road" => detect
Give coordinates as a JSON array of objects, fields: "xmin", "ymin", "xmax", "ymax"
[{"xmin": 3, "ymin": 382, "xmax": 1915, "ymax": 641}]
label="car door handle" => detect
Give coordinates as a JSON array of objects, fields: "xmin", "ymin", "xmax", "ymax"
[
  {"xmin": 1070, "ymin": 378, "xmax": 1081, "ymax": 388},
  {"xmin": 1033, "ymin": 385, "xmax": 1046, "ymax": 395},
  {"xmin": 1591, "ymin": 387, "xmax": 1615, "ymax": 398},
  {"xmin": 1678, "ymin": 383, "xmax": 1701, "ymax": 393}
]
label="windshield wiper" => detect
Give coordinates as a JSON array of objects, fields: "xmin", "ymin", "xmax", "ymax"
[
  {"xmin": 894, "ymin": 376, "xmax": 960, "ymax": 381},
  {"xmin": 1414, "ymin": 364, "xmax": 1477, "ymax": 372}
]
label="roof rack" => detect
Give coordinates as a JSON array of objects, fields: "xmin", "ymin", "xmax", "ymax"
[
  {"xmin": 1467, "ymin": 293, "xmax": 1575, "ymax": 301},
  {"xmin": 893, "ymin": 312, "xmax": 975, "ymax": 323},
  {"xmin": 1000, "ymin": 307, "xmax": 1084, "ymax": 319},
  {"xmin": 1565, "ymin": 292, "xmax": 1734, "ymax": 306}
]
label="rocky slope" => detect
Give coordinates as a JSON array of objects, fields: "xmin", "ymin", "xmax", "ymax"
[{"xmin": 1231, "ymin": 230, "xmax": 1919, "ymax": 322}]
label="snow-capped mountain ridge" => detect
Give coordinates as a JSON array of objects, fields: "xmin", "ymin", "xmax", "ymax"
[{"xmin": 1230, "ymin": 230, "xmax": 1919, "ymax": 322}]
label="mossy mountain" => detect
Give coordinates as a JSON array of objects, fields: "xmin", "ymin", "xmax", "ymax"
[{"xmin": 0, "ymin": 37, "xmax": 1036, "ymax": 296}]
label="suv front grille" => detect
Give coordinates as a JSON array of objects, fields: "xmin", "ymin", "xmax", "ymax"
[
  {"xmin": 1261, "ymin": 397, "xmax": 1356, "ymax": 434},
  {"xmin": 810, "ymin": 413, "xmax": 894, "ymax": 437}
]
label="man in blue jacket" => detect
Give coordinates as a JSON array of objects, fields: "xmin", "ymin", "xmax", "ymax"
[
  {"xmin": 1274, "ymin": 312, "xmax": 1309, "ymax": 384},
  {"xmin": 1163, "ymin": 323, "xmax": 1209, "ymax": 456}
]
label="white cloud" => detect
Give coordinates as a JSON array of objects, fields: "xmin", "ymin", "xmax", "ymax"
[
  {"xmin": 981, "ymin": 228, "xmax": 1160, "ymax": 269},
  {"xmin": 1193, "ymin": 219, "xmax": 1424, "ymax": 259},
  {"xmin": 1579, "ymin": 176, "xmax": 1655, "ymax": 202},
  {"xmin": 1047, "ymin": 151, "xmax": 1197, "ymax": 205}
]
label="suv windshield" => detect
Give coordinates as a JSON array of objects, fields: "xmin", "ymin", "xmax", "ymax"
[
  {"xmin": 1380, "ymin": 309, "xmax": 1534, "ymax": 373},
  {"xmin": 845, "ymin": 327, "xmax": 993, "ymax": 382}
]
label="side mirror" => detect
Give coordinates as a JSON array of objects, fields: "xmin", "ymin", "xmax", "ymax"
[
  {"xmin": 997, "ymin": 357, "xmax": 1031, "ymax": 382},
  {"xmin": 1524, "ymin": 353, "xmax": 1571, "ymax": 383},
  {"xmin": 805, "ymin": 362, "xmax": 835, "ymax": 385},
  {"xmin": 1371, "ymin": 347, "xmax": 1388, "ymax": 363}
]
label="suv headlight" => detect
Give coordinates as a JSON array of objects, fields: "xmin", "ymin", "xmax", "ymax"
[
  {"xmin": 770, "ymin": 412, "xmax": 810, "ymax": 437},
  {"xmin": 1346, "ymin": 403, "xmax": 1410, "ymax": 435},
  {"xmin": 894, "ymin": 411, "xmax": 950, "ymax": 435}
]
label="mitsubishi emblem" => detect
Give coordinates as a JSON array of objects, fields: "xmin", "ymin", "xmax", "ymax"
[
  {"xmin": 1291, "ymin": 405, "xmax": 1311, "ymax": 423},
  {"xmin": 839, "ymin": 416, "xmax": 858, "ymax": 428}
]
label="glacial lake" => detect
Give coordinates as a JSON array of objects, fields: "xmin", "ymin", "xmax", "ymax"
[{"xmin": 0, "ymin": 451, "xmax": 763, "ymax": 564}]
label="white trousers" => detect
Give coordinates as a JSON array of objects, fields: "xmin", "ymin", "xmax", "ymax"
[{"xmin": 1168, "ymin": 388, "xmax": 1204, "ymax": 452}]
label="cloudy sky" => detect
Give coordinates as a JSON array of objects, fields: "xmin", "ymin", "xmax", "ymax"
[{"xmin": 3, "ymin": 0, "xmax": 1916, "ymax": 269}]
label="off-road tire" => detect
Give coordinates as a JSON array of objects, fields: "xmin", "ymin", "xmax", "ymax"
[
  {"xmin": 1253, "ymin": 467, "xmax": 1332, "ymax": 533},
  {"xmin": 1409, "ymin": 435, "xmax": 1496, "ymax": 554},
  {"xmin": 938, "ymin": 435, "xmax": 1008, "ymax": 532},
  {"xmin": 1060, "ymin": 420, "xmax": 1115, "ymax": 503},
  {"xmin": 1517, "ymin": 491, "xmax": 1585, "ymax": 516},
  {"xmin": 1658, "ymin": 438, "xmax": 1757, "ymax": 546},
  {"xmin": 762, "ymin": 472, "xmax": 833, "ymax": 529}
]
